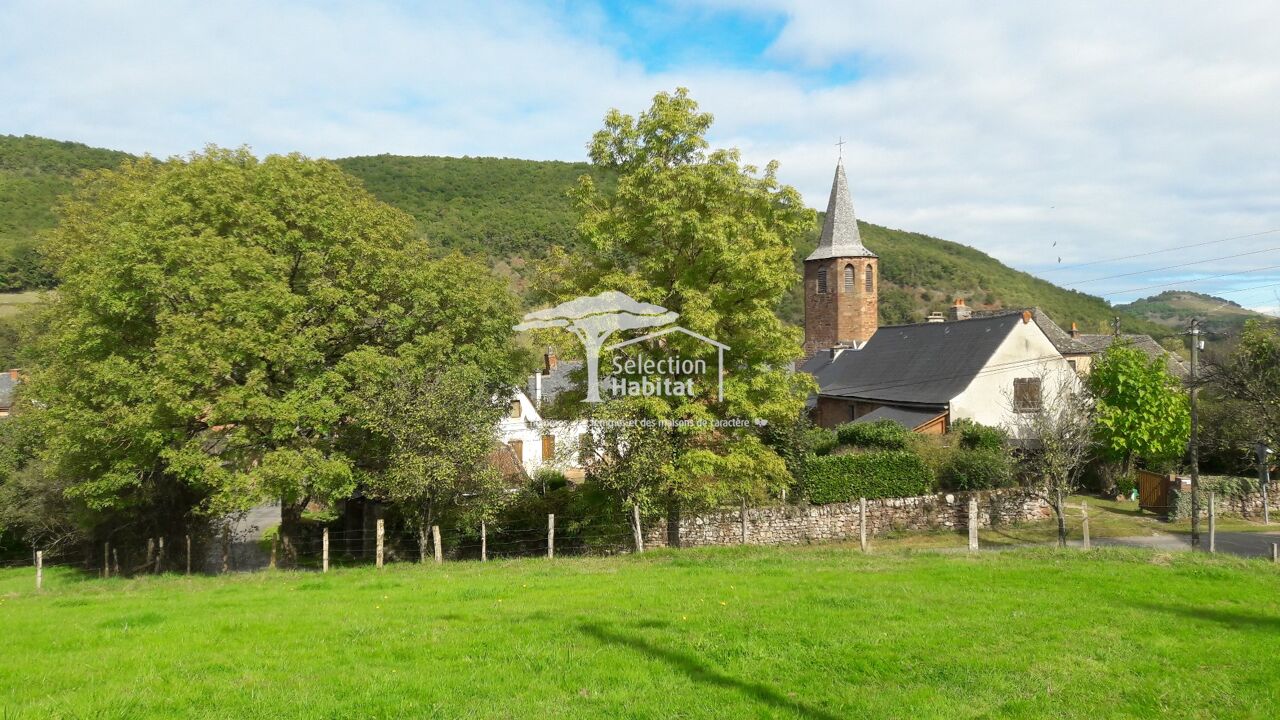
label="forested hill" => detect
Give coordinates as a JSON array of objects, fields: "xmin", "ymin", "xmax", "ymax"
[
  {"xmin": 1117, "ymin": 290, "xmax": 1266, "ymax": 337},
  {"xmin": 0, "ymin": 134, "xmax": 1168, "ymax": 337}
]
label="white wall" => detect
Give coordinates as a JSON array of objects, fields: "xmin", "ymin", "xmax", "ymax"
[
  {"xmin": 949, "ymin": 318, "xmax": 1079, "ymax": 438},
  {"xmin": 497, "ymin": 390, "xmax": 588, "ymax": 476}
]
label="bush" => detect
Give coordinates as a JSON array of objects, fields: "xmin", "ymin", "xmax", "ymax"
[
  {"xmin": 533, "ymin": 468, "xmax": 568, "ymax": 492},
  {"xmin": 834, "ymin": 420, "xmax": 910, "ymax": 450},
  {"xmin": 803, "ymin": 450, "xmax": 935, "ymax": 504},
  {"xmin": 803, "ymin": 427, "xmax": 839, "ymax": 456},
  {"xmin": 1115, "ymin": 473, "xmax": 1138, "ymax": 498},
  {"xmin": 938, "ymin": 448, "xmax": 1015, "ymax": 491},
  {"xmin": 951, "ymin": 419, "xmax": 1008, "ymax": 451},
  {"xmin": 1169, "ymin": 476, "xmax": 1262, "ymax": 520}
]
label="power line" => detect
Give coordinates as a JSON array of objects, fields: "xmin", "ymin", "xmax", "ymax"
[
  {"xmin": 1067, "ymin": 245, "xmax": 1280, "ymax": 286},
  {"xmin": 1101, "ymin": 263, "xmax": 1280, "ymax": 298},
  {"xmin": 1045, "ymin": 228, "xmax": 1280, "ymax": 273}
]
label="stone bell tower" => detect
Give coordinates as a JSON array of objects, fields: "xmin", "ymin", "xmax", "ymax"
[{"xmin": 803, "ymin": 160, "xmax": 878, "ymax": 358}]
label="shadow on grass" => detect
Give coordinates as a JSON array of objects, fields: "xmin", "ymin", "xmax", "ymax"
[
  {"xmin": 578, "ymin": 622, "xmax": 842, "ymax": 720},
  {"xmin": 1131, "ymin": 600, "xmax": 1280, "ymax": 632}
]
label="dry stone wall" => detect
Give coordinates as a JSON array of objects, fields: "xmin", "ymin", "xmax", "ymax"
[{"xmin": 645, "ymin": 489, "xmax": 1051, "ymax": 549}]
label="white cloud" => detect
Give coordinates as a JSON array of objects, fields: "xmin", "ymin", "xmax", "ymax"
[{"xmin": 2, "ymin": 0, "xmax": 1278, "ymax": 307}]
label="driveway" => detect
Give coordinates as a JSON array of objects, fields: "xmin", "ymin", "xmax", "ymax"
[{"xmin": 1087, "ymin": 530, "xmax": 1280, "ymax": 558}]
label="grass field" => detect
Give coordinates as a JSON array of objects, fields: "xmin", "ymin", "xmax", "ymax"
[{"xmin": 2, "ymin": 545, "xmax": 1278, "ymax": 719}]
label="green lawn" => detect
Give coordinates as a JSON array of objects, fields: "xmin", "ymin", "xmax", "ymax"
[{"xmin": 2, "ymin": 545, "xmax": 1278, "ymax": 719}]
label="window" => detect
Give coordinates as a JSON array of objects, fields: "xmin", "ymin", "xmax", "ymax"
[
  {"xmin": 509, "ymin": 399, "xmax": 522, "ymax": 418},
  {"xmin": 542, "ymin": 434, "xmax": 556, "ymax": 461},
  {"xmin": 1013, "ymin": 378, "xmax": 1042, "ymax": 413},
  {"xmin": 816, "ymin": 267, "xmax": 828, "ymax": 294},
  {"xmin": 1067, "ymin": 359, "xmax": 1077, "ymax": 373},
  {"xmin": 508, "ymin": 439, "xmax": 523, "ymax": 463},
  {"xmin": 864, "ymin": 264, "xmax": 874, "ymax": 292},
  {"xmin": 843, "ymin": 264, "xmax": 855, "ymax": 292}
]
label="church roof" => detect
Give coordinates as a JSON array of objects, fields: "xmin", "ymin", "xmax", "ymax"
[
  {"xmin": 805, "ymin": 160, "xmax": 876, "ymax": 261},
  {"xmin": 801, "ymin": 313, "xmax": 1025, "ymax": 405}
]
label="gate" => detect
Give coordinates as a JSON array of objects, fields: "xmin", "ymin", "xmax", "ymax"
[{"xmin": 1136, "ymin": 469, "xmax": 1175, "ymax": 516}]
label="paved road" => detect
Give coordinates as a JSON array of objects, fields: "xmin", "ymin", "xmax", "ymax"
[{"xmin": 1086, "ymin": 530, "xmax": 1280, "ymax": 558}]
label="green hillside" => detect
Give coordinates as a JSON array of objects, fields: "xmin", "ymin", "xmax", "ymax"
[
  {"xmin": 1117, "ymin": 290, "xmax": 1265, "ymax": 337},
  {"xmin": 0, "ymin": 134, "xmax": 1168, "ymax": 338},
  {"xmin": 0, "ymin": 135, "xmax": 133, "ymax": 290}
]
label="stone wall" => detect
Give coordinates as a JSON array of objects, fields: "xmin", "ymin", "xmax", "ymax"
[{"xmin": 645, "ymin": 488, "xmax": 1051, "ymax": 549}]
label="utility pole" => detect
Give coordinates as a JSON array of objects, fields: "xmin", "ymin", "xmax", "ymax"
[
  {"xmin": 1189, "ymin": 318, "xmax": 1202, "ymax": 549},
  {"xmin": 1112, "ymin": 316, "xmax": 1121, "ymax": 337}
]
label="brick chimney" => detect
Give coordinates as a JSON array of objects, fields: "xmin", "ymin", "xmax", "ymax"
[
  {"xmin": 1021, "ymin": 310, "xmax": 1032, "ymax": 324},
  {"xmin": 544, "ymin": 349, "xmax": 557, "ymax": 374},
  {"xmin": 1069, "ymin": 322, "xmax": 1079, "ymax": 339},
  {"xmin": 947, "ymin": 298, "xmax": 972, "ymax": 321}
]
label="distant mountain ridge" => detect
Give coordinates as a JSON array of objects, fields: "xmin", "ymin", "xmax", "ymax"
[{"xmin": 0, "ymin": 134, "xmax": 1170, "ymax": 338}]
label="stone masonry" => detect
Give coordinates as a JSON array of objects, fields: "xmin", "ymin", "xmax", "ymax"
[{"xmin": 645, "ymin": 489, "xmax": 1051, "ymax": 549}]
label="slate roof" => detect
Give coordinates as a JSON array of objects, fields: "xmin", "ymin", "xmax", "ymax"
[
  {"xmin": 852, "ymin": 405, "xmax": 947, "ymax": 430},
  {"xmin": 0, "ymin": 371, "xmax": 17, "ymax": 411},
  {"xmin": 527, "ymin": 360, "xmax": 583, "ymax": 407},
  {"xmin": 1029, "ymin": 309, "xmax": 1092, "ymax": 354},
  {"xmin": 805, "ymin": 161, "xmax": 876, "ymax": 261},
  {"xmin": 1075, "ymin": 334, "xmax": 1189, "ymax": 379},
  {"xmin": 804, "ymin": 313, "xmax": 1025, "ymax": 404}
]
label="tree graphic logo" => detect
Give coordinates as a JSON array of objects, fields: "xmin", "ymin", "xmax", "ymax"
[{"xmin": 514, "ymin": 291, "xmax": 678, "ymax": 402}]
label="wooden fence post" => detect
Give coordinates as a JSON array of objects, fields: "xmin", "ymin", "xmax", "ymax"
[
  {"xmin": 480, "ymin": 520, "xmax": 487, "ymax": 562},
  {"xmin": 146, "ymin": 537, "xmax": 155, "ymax": 572},
  {"xmin": 103, "ymin": 542, "xmax": 110, "ymax": 579},
  {"xmin": 968, "ymin": 497, "xmax": 979, "ymax": 552},
  {"xmin": 112, "ymin": 547, "xmax": 119, "ymax": 576},
  {"xmin": 548, "ymin": 513, "xmax": 555, "ymax": 559},
  {"xmin": 859, "ymin": 497, "xmax": 868, "ymax": 553},
  {"xmin": 1208, "ymin": 492, "xmax": 1216, "ymax": 554},
  {"xmin": 269, "ymin": 537, "xmax": 278, "ymax": 570},
  {"xmin": 1081, "ymin": 500, "xmax": 1091, "ymax": 551},
  {"xmin": 1272, "ymin": 543, "xmax": 1278, "ymax": 563},
  {"xmin": 185, "ymin": 535, "xmax": 191, "ymax": 575},
  {"xmin": 35, "ymin": 550, "xmax": 43, "ymax": 590},
  {"xmin": 156, "ymin": 537, "xmax": 164, "ymax": 574},
  {"xmin": 740, "ymin": 497, "xmax": 749, "ymax": 544},
  {"xmin": 432, "ymin": 525, "xmax": 442, "ymax": 564},
  {"xmin": 376, "ymin": 518, "xmax": 385, "ymax": 569},
  {"xmin": 322, "ymin": 528, "xmax": 330, "ymax": 573}
]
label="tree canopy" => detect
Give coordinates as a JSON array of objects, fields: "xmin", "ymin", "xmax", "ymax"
[
  {"xmin": 1088, "ymin": 340, "xmax": 1190, "ymax": 475},
  {"xmin": 15, "ymin": 147, "xmax": 518, "ymax": 548}
]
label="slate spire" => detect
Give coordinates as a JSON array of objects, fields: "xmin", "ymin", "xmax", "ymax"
[{"xmin": 806, "ymin": 160, "xmax": 875, "ymax": 261}]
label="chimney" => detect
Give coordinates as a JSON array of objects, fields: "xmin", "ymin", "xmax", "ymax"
[
  {"xmin": 532, "ymin": 371, "xmax": 543, "ymax": 408},
  {"xmin": 544, "ymin": 349, "xmax": 557, "ymax": 374},
  {"xmin": 948, "ymin": 298, "xmax": 972, "ymax": 321},
  {"xmin": 927, "ymin": 312, "xmax": 946, "ymax": 323},
  {"xmin": 1069, "ymin": 322, "xmax": 1079, "ymax": 339},
  {"xmin": 1021, "ymin": 310, "xmax": 1032, "ymax": 324}
]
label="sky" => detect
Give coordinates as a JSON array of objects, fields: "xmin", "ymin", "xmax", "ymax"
[{"xmin": 4, "ymin": 0, "xmax": 1279, "ymax": 311}]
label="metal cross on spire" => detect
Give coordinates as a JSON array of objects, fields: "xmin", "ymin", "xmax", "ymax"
[{"xmin": 835, "ymin": 136, "xmax": 846, "ymax": 160}]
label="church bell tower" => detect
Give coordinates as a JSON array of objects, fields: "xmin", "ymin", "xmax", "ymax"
[{"xmin": 803, "ymin": 160, "xmax": 878, "ymax": 358}]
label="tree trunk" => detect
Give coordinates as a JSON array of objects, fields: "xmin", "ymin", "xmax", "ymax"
[
  {"xmin": 1054, "ymin": 485, "xmax": 1067, "ymax": 548},
  {"xmin": 279, "ymin": 499, "xmax": 305, "ymax": 567},
  {"xmin": 631, "ymin": 503, "xmax": 644, "ymax": 553}
]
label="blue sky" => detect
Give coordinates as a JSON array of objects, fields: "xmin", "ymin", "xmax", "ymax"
[{"xmin": 2, "ymin": 0, "xmax": 1278, "ymax": 314}]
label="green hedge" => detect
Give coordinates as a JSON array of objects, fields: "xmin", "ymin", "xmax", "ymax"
[
  {"xmin": 834, "ymin": 420, "xmax": 910, "ymax": 450},
  {"xmin": 951, "ymin": 419, "xmax": 1008, "ymax": 451},
  {"xmin": 803, "ymin": 451, "xmax": 935, "ymax": 504},
  {"xmin": 938, "ymin": 448, "xmax": 1015, "ymax": 491}
]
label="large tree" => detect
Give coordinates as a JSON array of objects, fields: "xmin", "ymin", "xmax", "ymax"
[
  {"xmin": 22, "ymin": 147, "xmax": 517, "ymax": 560},
  {"xmin": 1087, "ymin": 341, "xmax": 1190, "ymax": 487},
  {"xmin": 548, "ymin": 89, "xmax": 815, "ymax": 520}
]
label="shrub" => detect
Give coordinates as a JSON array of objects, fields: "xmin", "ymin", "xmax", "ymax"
[
  {"xmin": 1169, "ymin": 476, "xmax": 1262, "ymax": 520},
  {"xmin": 951, "ymin": 419, "xmax": 1008, "ymax": 451},
  {"xmin": 939, "ymin": 448, "xmax": 1015, "ymax": 491},
  {"xmin": 1115, "ymin": 473, "xmax": 1138, "ymax": 498},
  {"xmin": 803, "ymin": 450, "xmax": 935, "ymax": 504},
  {"xmin": 534, "ymin": 468, "xmax": 569, "ymax": 492},
  {"xmin": 835, "ymin": 420, "xmax": 910, "ymax": 450},
  {"xmin": 803, "ymin": 427, "xmax": 839, "ymax": 456}
]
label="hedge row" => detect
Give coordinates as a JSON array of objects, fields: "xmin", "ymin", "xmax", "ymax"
[
  {"xmin": 803, "ymin": 450, "xmax": 935, "ymax": 504},
  {"xmin": 834, "ymin": 420, "xmax": 910, "ymax": 450}
]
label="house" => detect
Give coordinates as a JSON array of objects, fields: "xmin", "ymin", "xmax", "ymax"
[
  {"xmin": 799, "ymin": 161, "xmax": 1078, "ymax": 435},
  {"xmin": 499, "ymin": 351, "xmax": 589, "ymax": 480},
  {"xmin": 1054, "ymin": 324, "xmax": 1188, "ymax": 379},
  {"xmin": 0, "ymin": 369, "xmax": 18, "ymax": 417}
]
